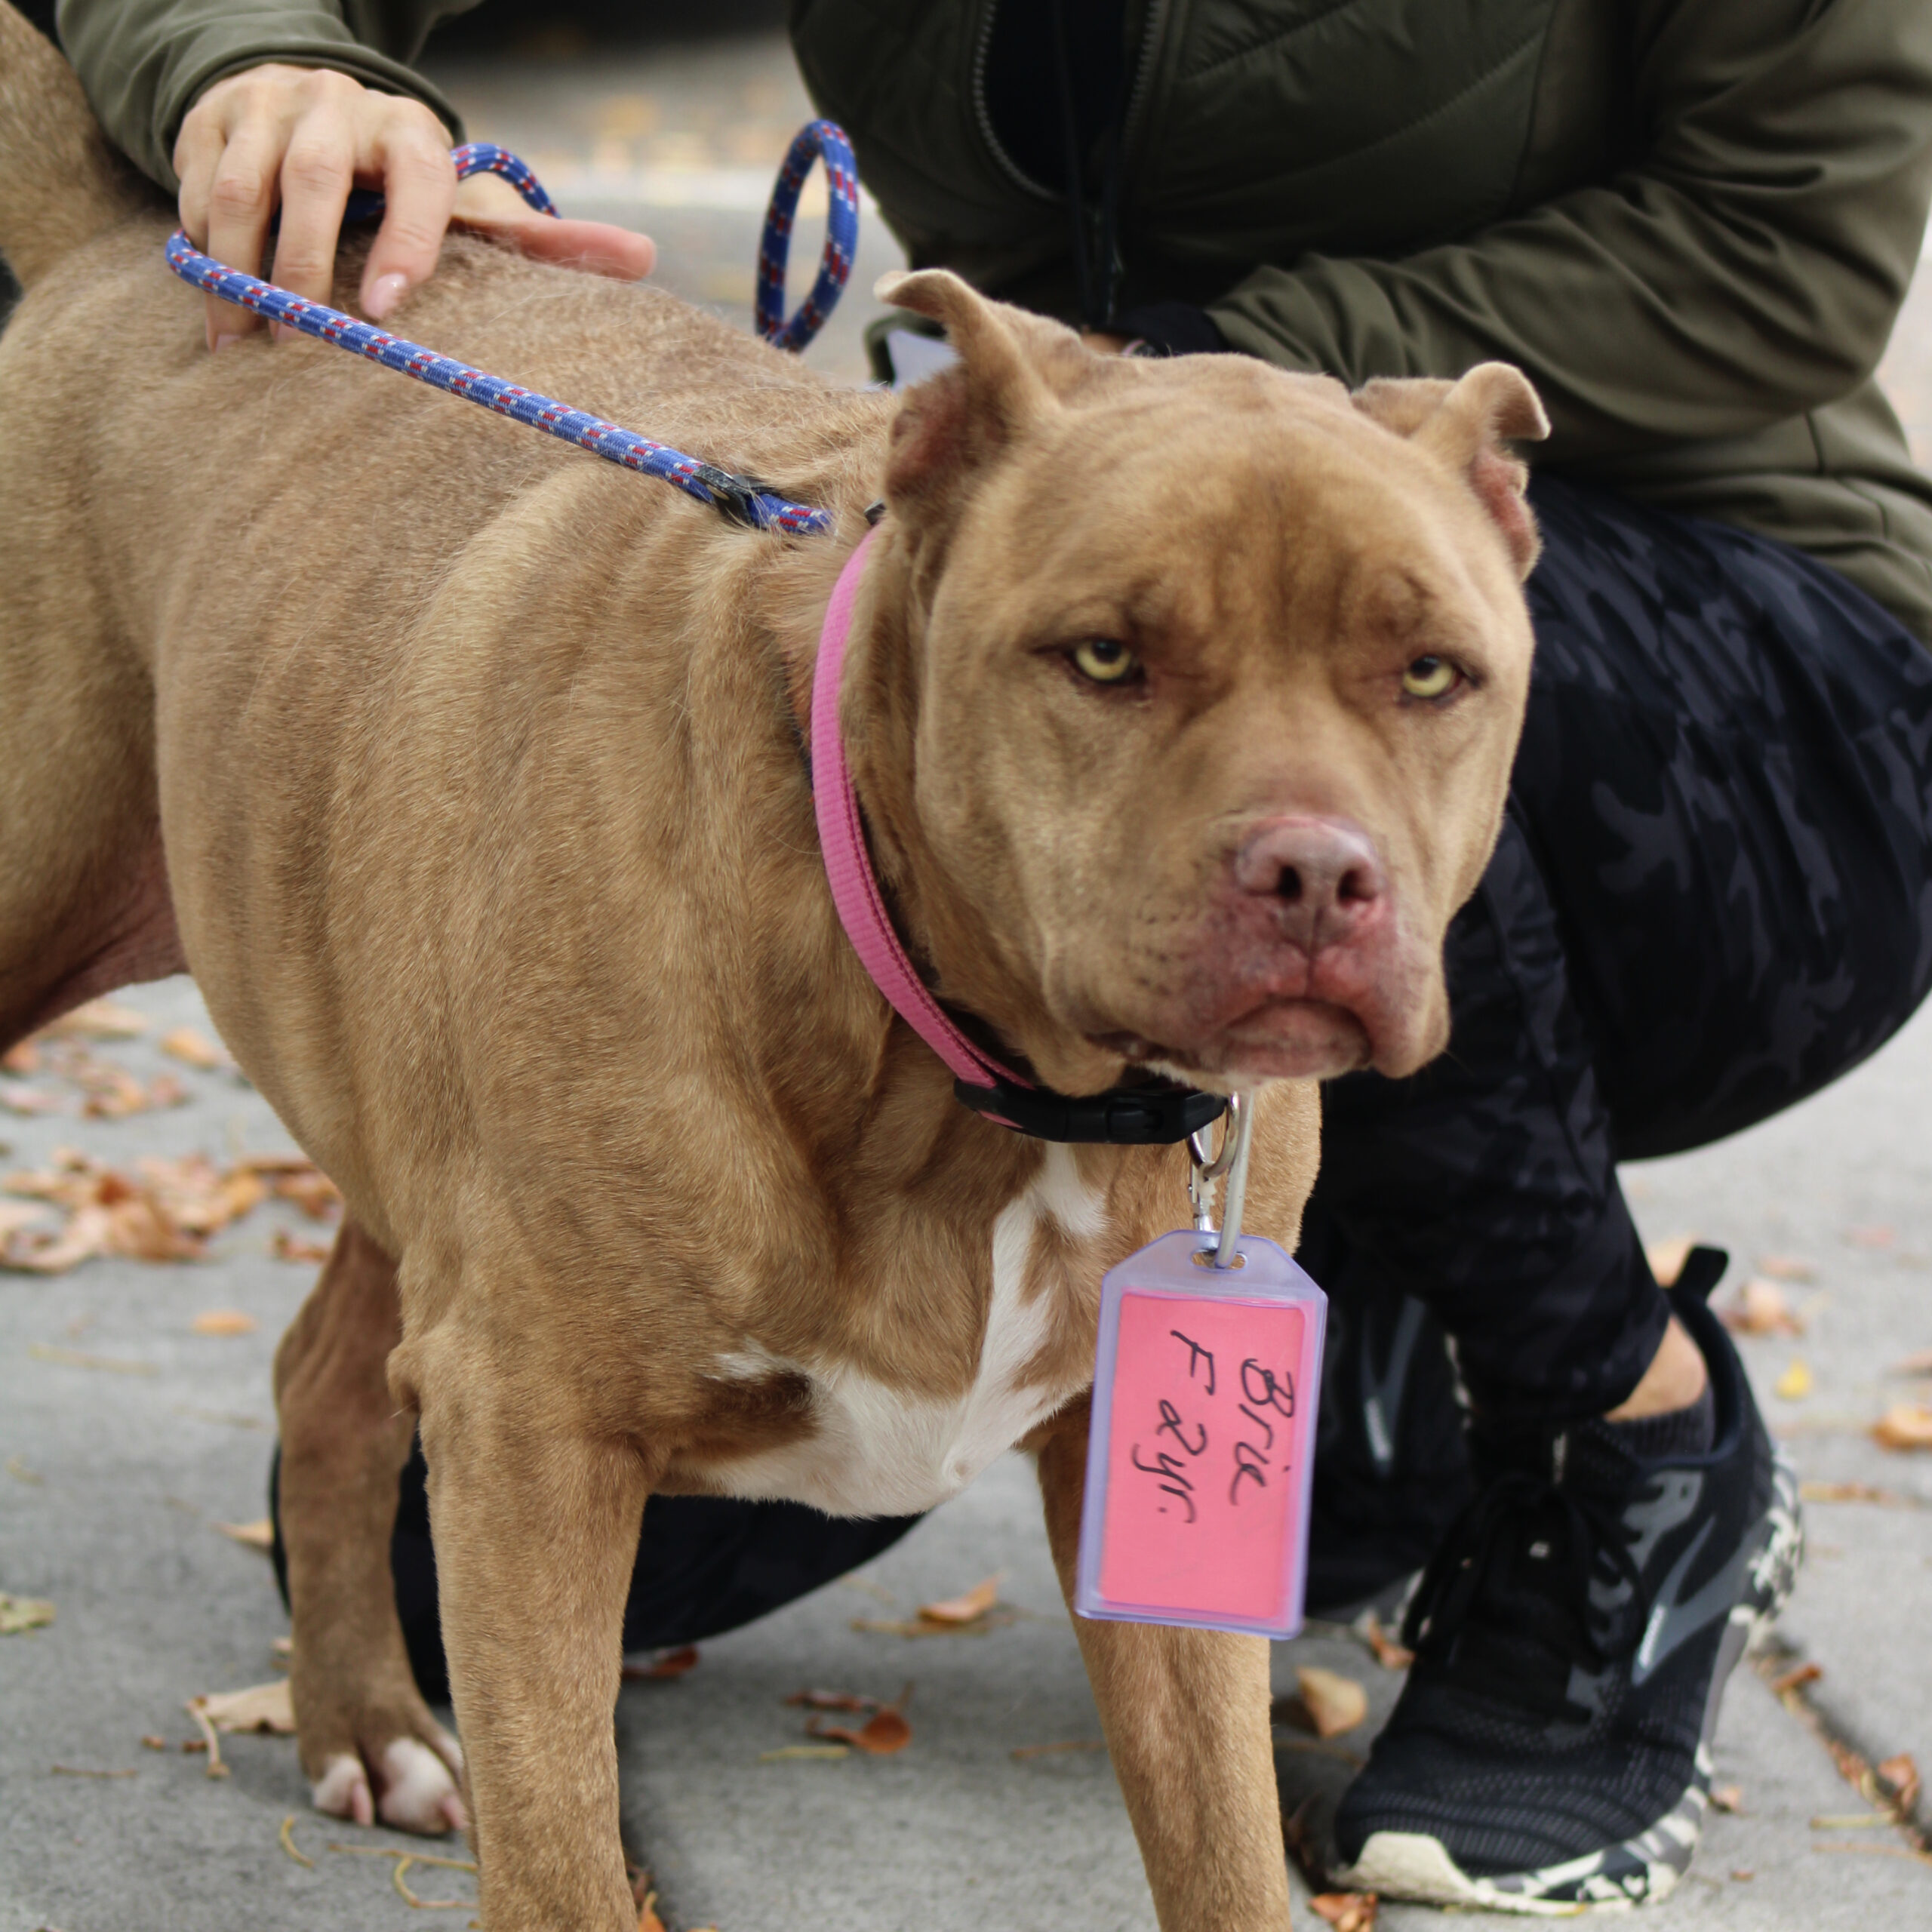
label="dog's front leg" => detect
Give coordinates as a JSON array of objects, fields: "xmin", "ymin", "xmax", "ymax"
[
  {"xmin": 408, "ymin": 1338, "xmax": 650, "ymax": 1932},
  {"xmin": 1038, "ymin": 1410, "xmax": 1291, "ymax": 1931},
  {"xmin": 275, "ymin": 1220, "xmax": 466, "ymax": 1832}
]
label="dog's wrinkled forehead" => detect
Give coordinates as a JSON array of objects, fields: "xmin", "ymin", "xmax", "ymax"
[{"xmin": 875, "ymin": 269, "xmax": 1548, "ymax": 626}]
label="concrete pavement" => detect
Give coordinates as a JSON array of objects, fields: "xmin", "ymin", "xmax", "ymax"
[{"xmin": 4, "ymin": 976, "xmax": 1931, "ymax": 1931}]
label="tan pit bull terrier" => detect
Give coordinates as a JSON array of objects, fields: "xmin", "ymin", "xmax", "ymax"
[{"xmin": 0, "ymin": 11, "xmax": 1546, "ymax": 1927}]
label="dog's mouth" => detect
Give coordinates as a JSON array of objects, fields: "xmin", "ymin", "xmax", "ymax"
[{"xmin": 1092, "ymin": 996, "xmax": 1374, "ymax": 1086}]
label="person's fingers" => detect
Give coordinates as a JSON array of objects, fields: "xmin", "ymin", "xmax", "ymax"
[
  {"xmin": 202, "ymin": 119, "xmax": 284, "ymax": 349},
  {"xmin": 360, "ymin": 115, "xmax": 457, "ymax": 321},
  {"xmin": 460, "ymin": 212, "xmax": 657, "ymax": 282},
  {"xmin": 268, "ymin": 109, "xmax": 356, "ymax": 340}
]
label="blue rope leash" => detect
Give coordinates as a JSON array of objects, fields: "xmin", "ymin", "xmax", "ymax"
[{"xmin": 165, "ymin": 123, "xmax": 862, "ymax": 537}]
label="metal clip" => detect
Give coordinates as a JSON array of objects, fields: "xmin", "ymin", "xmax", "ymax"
[{"xmin": 1186, "ymin": 1089, "xmax": 1256, "ymax": 1268}]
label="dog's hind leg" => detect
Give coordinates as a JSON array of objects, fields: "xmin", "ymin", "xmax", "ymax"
[
  {"xmin": 395, "ymin": 1319, "xmax": 651, "ymax": 1930},
  {"xmin": 275, "ymin": 1220, "xmax": 466, "ymax": 1834},
  {"xmin": 1037, "ymin": 1408, "xmax": 1293, "ymax": 1932}
]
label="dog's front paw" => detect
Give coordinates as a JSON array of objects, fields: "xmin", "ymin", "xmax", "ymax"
[{"xmin": 309, "ymin": 1729, "xmax": 466, "ymax": 1834}]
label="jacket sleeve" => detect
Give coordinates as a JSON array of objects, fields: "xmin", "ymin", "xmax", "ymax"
[
  {"xmin": 57, "ymin": 0, "xmax": 480, "ymax": 192},
  {"xmin": 1207, "ymin": 0, "xmax": 1932, "ymax": 463}
]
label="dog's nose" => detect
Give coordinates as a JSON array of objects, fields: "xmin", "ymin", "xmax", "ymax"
[{"xmin": 1232, "ymin": 817, "xmax": 1386, "ymax": 953}]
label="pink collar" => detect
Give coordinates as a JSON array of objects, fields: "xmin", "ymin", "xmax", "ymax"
[{"xmin": 810, "ymin": 527, "xmax": 1034, "ymax": 1098}]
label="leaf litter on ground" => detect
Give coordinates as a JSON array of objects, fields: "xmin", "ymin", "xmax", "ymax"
[
  {"xmin": 192, "ymin": 1309, "xmax": 258, "ymax": 1337},
  {"xmin": 1721, "ymin": 1278, "xmax": 1807, "ymax": 1337},
  {"xmin": 1275, "ymin": 1666, "xmax": 1368, "ymax": 1740},
  {"xmin": 0, "ymin": 1592, "xmax": 55, "ymax": 1634},
  {"xmin": 1310, "ymin": 1891, "xmax": 1377, "ymax": 1930},
  {"xmin": 851, "ymin": 1572, "xmax": 1016, "ymax": 1638},
  {"xmin": 1872, "ymin": 1404, "xmax": 1932, "ymax": 1451},
  {"xmin": 2, "ymin": 1146, "xmax": 338, "ymax": 1274},
  {"xmin": 158, "ymin": 1026, "xmax": 233, "ymax": 1072},
  {"xmin": 778, "ymin": 1682, "xmax": 913, "ymax": 1755},
  {"xmin": 620, "ymin": 1644, "xmax": 700, "ymax": 1681}
]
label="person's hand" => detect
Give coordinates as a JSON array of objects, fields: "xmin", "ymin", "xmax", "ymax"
[{"xmin": 174, "ymin": 64, "xmax": 656, "ymax": 352}]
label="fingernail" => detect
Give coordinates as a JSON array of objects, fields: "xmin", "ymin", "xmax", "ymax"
[
  {"xmin": 365, "ymin": 272, "xmax": 409, "ymax": 320},
  {"xmin": 211, "ymin": 333, "xmax": 242, "ymax": 354}
]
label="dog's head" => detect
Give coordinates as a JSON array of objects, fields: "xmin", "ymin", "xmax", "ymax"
[{"xmin": 841, "ymin": 269, "xmax": 1546, "ymax": 1094}]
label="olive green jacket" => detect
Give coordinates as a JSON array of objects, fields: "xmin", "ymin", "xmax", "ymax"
[{"xmin": 60, "ymin": 0, "xmax": 1932, "ymax": 636}]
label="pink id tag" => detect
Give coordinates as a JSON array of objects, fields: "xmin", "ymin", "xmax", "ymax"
[{"xmin": 1075, "ymin": 1229, "xmax": 1327, "ymax": 1639}]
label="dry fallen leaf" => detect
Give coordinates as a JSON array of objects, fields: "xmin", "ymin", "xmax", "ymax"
[
  {"xmin": 1877, "ymin": 1753, "xmax": 1921, "ymax": 1815},
  {"xmin": 1774, "ymin": 1358, "xmax": 1814, "ymax": 1401},
  {"xmin": 0, "ymin": 1148, "xmax": 315, "ymax": 1273},
  {"xmin": 1, "ymin": 1040, "xmax": 38, "ymax": 1075},
  {"xmin": 1758, "ymin": 1255, "xmax": 1817, "ymax": 1283},
  {"xmin": 808, "ymin": 1707, "xmax": 912, "ymax": 1755},
  {"xmin": 0, "ymin": 1201, "xmax": 51, "ymax": 1239},
  {"xmin": 191, "ymin": 1679, "xmax": 294, "ymax": 1734},
  {"xmin": 759, "ymin": 1743, "xmax": 850, "ymax": 1761},
  {"xmin": 46, "ymin": 999, "xmax": 149, "ymax": 1040},
  {"xmin": 78, "ymin": 1060, "xmax": 186, "ymax": 1120},
  {"xmin": 1310, "ymin": 1891, "xmax": 1378, "ymax": 1931},
  {"xmin": 1359, "ymin": 1611, "xmax": 1414, "ymax": 1671},
  {"xmin": 192, "ymin": 1309, "xmax": 258, "ymax": 1337},
  {"xmin": 1772, "ymin": 1662, "xmax": 1823, "ymax": 1697},
  {"xmin": 1893, "ymin": 1349, "xmax": 1932, "ymax": 1377},
  {"xmin": 269, "ymin": 1168, "xmax": 342, "ymax": 1220},
  {"xmin": 620, "ymin": 1645, "xmax": 700, "ymax": 1681},
  {"xmin": 1644, "ymin": 1237, "xmax": 1697, "ymax": 1288},
  {"xmin": 916, "ymin": 1574, "xmax": 1003, "ymax": 1625},
  {"xmin": 216, "ymin": 1518, "xmax": 275, "ymax": 1551},
  {"xmin": 0, "ymin": 1084, "xmax": 62, "ymax": 1116},
  {"xmin": 1710, "ymin": 1783, "xmax": 1745, "ymax": 1814},
  {"xmin": 28, "ymin": 1342, "xmax": 156, "ymax": 1377},
  {"xmin": 0, "ymin": 1592, "xmax": 55, "ymax": 1635},
  {"xmin": 784, "ymin": 1688, "xmax": 880, "ymax": 1712},
  {"xmin": 1800, "ymin": 1481, "xmax": 1911, "ymax": 1507},
  {"xmin": 1294, "ymin": 1666, "xmax": 1368, "ymax": 1739},
  {"xmin": 1872, "ymin": 1404, "xmax": 1932, "ymax": 1451},
  {"xmin": 271, "ymin": 1229, "xmax": 332, "ymax": 1265},
  {"xmin": 1844, "ymin": 1225, "xmax": 1896, "ymax": 1251},
  {"xmin": 1010, "ymin": 1739, "xmax": 1106, "ymax": 1760},
  {"xmin": 636, "ymin": 1889, "xmax": 668, "ymax": 1932},
  {"xmin": 1722, "ymin": 1278, "xmax": 1804, "ymax": 1337},
  {"xmin": 158, "ymin": 1026, "xmax": 229, "ymax": 1072}
]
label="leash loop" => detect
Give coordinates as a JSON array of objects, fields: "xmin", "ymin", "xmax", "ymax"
[
  {"xmin": 164, "ymin": 133, "xmax": 858, "ymax": 536},
  {"xmin": 755, "ymin": 120, "xmax": 860, "ymax": 353}
]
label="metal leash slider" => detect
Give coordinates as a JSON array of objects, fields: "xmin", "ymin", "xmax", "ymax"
[{"xmin": 1186, "ymin": 1088, "xmax": 1256, "ymax": 1269}]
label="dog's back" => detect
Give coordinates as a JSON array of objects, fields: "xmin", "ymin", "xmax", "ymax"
[{"xmin": 0, "ymin": 0, "xmax": 884, "ymax": 1055}]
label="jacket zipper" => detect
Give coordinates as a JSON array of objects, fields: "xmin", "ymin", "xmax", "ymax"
[
  {"xmin": 1121, "ymin": 0, "xmax": 1168, "ymax": 162},
  {"xmin": 971, "ymin": 0, "xmax": 1057, "ymax": 202}
]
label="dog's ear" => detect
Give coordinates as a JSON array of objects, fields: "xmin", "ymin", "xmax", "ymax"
[
  {"xmin": 875, "ymin": 269, "xmax": 1060, "ymax": 523},
  {"xmin": 1352, "ymin": 364, "xmax": 1550, "ymax": 579}
]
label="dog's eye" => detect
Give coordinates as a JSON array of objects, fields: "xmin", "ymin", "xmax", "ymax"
[
  {"xmin": 1071, "ymin": 638, "xmax": 1140, "ymax": 685},
  {"xmin": 1401, "ymin": 655, "xmax": 1460, "ymax": 700}
]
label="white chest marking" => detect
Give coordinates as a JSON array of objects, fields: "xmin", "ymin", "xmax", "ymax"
[{"xmin": 708, "ymin": 1143, "xmax": 1107, "ymax": 1516}]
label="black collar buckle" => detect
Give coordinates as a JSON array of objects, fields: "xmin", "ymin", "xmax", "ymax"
[{"xmin": 953, "ymin": 1074, "xmax": 1227, "ymax": 1145}]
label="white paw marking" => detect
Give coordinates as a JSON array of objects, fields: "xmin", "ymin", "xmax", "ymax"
[
  {"xmin": 311, "ymin": 1752, "xmax": 371, "ymax": 1826},
  {"xmin": 377, "ymin": 1736, "xmax": 463, "ymax": 1835},
  {"xmin": 709, "ymin": 1143, "xmax": 1106, "ymax": 1515}
]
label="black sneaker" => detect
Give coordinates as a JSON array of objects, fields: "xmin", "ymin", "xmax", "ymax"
[{"xmin": 1329, "ymin": 1255, "xmax": 1803, "ymax": 1912}]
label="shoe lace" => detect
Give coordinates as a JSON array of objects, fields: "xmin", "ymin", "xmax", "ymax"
[{"xmin": 1401, "ymin": 1462, "xmax": 1651, "ymax": 1676}]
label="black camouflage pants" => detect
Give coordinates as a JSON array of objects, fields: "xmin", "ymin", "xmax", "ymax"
[{"xmin": 1307, "ymin": 472, "xmax": 1932, "ymax": 1425}]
